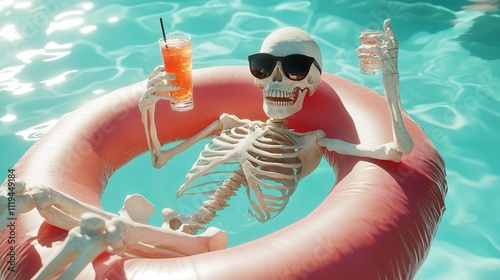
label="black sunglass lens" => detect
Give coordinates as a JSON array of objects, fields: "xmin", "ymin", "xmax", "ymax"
[
  {"xmin": 250, "ymin": 54, "xmax": 275, "ymax": 79},
  {"xmin": 283, "ymin": 55, "xmax": 312, "ymax": 80}
]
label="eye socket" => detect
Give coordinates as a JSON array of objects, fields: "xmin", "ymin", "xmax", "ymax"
[
  {"xmin": 283, "ymin": 54, "xmax": 312, "ymax": 80},
  {"xmin": 249, "ymin": 53, "xmax": 275, "ymax": 79},
  {"xmin": 248, "ymin": 53, "xmax": 320, "ymax": 81}
]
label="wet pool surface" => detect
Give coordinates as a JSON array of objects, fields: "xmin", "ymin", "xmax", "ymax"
[{"xmin": 1, "ymin": 1, "xmax": 499, "ymax": 278}]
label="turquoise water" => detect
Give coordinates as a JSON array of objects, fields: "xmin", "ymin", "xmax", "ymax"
[{"xmin": 1, "ymin": 0, "xmax": 499, "ymax": 279}]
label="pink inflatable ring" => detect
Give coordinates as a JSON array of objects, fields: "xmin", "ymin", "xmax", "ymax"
[{"xmin": 0, "ymin": 66, "xmax": 446, "ymax": 279}]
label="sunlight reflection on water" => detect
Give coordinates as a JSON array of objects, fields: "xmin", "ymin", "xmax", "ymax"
[
  {"xmin": 1, "ymin": 0, "xmax": 499, "ymax": 279},
  {"xmin": 14, "ymin": 119, "xmax": 58, "ymax": 141}
]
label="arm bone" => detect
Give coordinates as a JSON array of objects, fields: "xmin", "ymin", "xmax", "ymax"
[
  {"xmin": 146, "ymin": 113, "xmax": 249, "ymax": 168},
  {"xmin": 318, "ymin": 137, "xmax": 402, "ymax": 162}
]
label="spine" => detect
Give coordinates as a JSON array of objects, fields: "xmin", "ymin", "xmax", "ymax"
[{"xmin": 189, "ymin": 170, "xmax": 245, "ymax": 233}]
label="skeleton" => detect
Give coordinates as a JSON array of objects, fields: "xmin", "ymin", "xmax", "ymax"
[
  {"xmin": 139, "ymin": 19, "xmax": 413, "ymax": 234},
  {"xmin": 0, "ymin": 19, "xmax": 413, "ymax": 277}
]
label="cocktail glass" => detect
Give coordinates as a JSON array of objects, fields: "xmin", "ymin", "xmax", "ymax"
[
  {"xmin": 358, "ymin": 30, "xmax": 383, "ymax": 75},
  {"xmin": 159, "ymin": 36, "xmax": 193, "ymax": 111}
]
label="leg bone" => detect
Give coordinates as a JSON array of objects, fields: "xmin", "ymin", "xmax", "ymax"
[
  {"xmin": 119, "ymin": 194, "xmax": 155, "ymax": 224},
  {"xmin": 32, "ymin": 212, "xmax": 107, "ymax": 280},
  {"xmin": 107, "ymin": 216, "xmax": 228, "ymax": 258},
  {"xmin": 29, "ymin": 185, "xmax": 116, "ymax": 231}
]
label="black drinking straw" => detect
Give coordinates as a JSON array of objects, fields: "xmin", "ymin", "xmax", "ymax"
[{"xmin": 159, "ymin": 18, "xmax": 167, "ymax": 43}]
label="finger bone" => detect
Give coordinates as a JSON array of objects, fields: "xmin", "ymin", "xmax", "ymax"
[
  {"xmin": 357, "ymin": 45, "xmax": 382, "ymax": 57},
  {"xmin": 148, "ymin": 65, "xmax": 165, "ymax": 80}
]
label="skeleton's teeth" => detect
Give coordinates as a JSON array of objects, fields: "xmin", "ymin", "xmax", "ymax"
[
  {"xmin": 264, "ymin": 89, "xmax": 296, "ymax": 106},
  {"xmin": 265, "ymin": 89, "xmax": 293, "ymax": 99},
  {"xmin": 266, "ymin": 100, "xmax": 294, "ymax": 106}
]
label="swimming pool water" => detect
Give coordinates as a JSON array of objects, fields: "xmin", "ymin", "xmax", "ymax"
[{"xmin": 1, "ymin": 0, "xmax": 499, "ymax": 279}]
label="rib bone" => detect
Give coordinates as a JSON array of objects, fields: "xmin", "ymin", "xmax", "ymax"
[{"xmin": 175, "ymin": 120, "xmax": 303, "ymax": 228}]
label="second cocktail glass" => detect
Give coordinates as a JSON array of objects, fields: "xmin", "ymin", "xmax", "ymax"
[{"xmin": 358, "ymin": 30, "xmax": 383, "ymax": 75}]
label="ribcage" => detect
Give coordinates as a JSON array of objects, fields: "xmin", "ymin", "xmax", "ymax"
[{"xmin": 178, "ymin": 122, "xmax": 302, "ymax": 223}]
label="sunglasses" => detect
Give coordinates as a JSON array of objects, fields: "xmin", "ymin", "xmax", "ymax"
[{"xmin": 248, "ymin": 53, "xmax": 322, "ymax": 81}]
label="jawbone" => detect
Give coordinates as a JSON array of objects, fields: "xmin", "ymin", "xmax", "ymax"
[{"xmin": 263, "ymin": 87, "xmax": 307, "ymax": 119}]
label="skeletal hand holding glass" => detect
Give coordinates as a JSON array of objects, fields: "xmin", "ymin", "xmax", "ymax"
[
  {"xmin": 356, "ymin": 19, "xmax": 413, "ymax": 154},
  {"xmin": 138, "ymin": 66, "xmax": 180, "ymax": 167}
]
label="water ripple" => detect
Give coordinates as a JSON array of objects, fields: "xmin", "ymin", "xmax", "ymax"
[
  {"xmin": 412, "ymin": 103, "xmax": 471, "ymax": 129},
  {"xmin": 417, "ymin": 240, "xmax": 500, "ymax": 279},
  {"xmin": 1, "ymin": 2, "xmax": 499, "ymax": 279},
  {"xmin": 15, "ymin": 119, "xmax": 59, "ymax": 141},
  {"xmin": 0, "ymin": 65, "xmax": 34, "ymax": 95}
]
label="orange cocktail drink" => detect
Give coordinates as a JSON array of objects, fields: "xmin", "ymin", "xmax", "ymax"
[{"xmin": 159, "ymin": 36, "xmax": 193, "ymax": 111}]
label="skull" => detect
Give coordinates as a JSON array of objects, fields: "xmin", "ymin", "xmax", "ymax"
[{"xmin": 255, "ymin": 27, "xmax": 323, "ymax": 120}]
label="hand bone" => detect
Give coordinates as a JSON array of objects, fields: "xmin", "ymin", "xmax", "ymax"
[
  {"xmin": 138, "ymin": 65, "xmax": 180, "ymax": 116},
  {"xmin": 139, "ymin": 65, "xmax": 180, "ymax": 167},
  {"xmin": 142, "ymin": 65, "xmax": 179, "ymax": 101}
]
